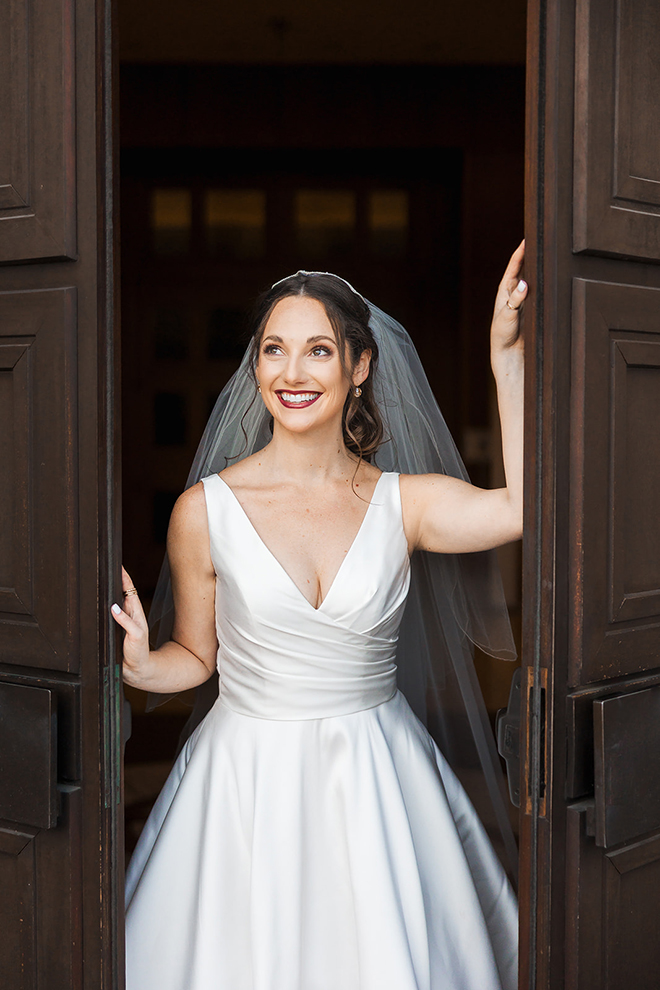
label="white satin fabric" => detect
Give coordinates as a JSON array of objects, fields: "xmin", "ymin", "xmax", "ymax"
[{"xmin": 125, "ymin": 472, "xmax": 518, "ymax": 990}]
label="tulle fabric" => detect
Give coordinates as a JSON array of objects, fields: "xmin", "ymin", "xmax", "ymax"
[{"xmin": 146, "ymin": 281, "xmax": 518, "ymax": 879}]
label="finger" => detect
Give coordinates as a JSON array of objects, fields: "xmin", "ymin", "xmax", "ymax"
[
  {"xmin": 122, "ymin": 590, "xmax": 147, "ymax": 626},
  {"xmin": 510, "ymin": 238, "xmax": 525, "ymax": 261},
  {"xmin": 504, "ymin": 278, "xmax": 528, "ymax": 315},
  {"xmin": 503, "ymin": 239, "xmax": 525, "ymax": 280},
  {"xmin": 120, "ymin": 566, "xmax": 146, "ymax": 619},
  {"xmin": 110, "ymin": 602, "xmax": 145, "ymax": 638}
]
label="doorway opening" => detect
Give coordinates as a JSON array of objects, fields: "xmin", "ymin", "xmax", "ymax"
[{"xmin": 118, "ymin": 3, "xmax": 526, "ymax": 863}]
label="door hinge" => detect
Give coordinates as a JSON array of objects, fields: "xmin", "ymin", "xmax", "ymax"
[
  {"xmin": 497, "ymin": 665, "xmax": 549, "ymax": 816},
  {"xmin": 496, "ymin": 666, "xmax": 522, "ymax": 807},
  {"xmin": 523, "ymin": 665, "xmax": 548, "ymax": 818}
]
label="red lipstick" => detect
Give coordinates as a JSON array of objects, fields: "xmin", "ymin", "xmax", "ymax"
[{"xmin": 275, "ymin": 390, "xmax": 321, "ymax": 409}]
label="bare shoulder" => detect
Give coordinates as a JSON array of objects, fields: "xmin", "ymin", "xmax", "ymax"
[
  {"xmin": 168, "ymin": 483, "xmax": 216, "ymax": 599},
  {"xmin": 171, "ymin": 480, "xmax": 206, "ymax": 521},
  {"xmin": 168, "ymin": 482, "xmax": 210, "ymax": 550}
]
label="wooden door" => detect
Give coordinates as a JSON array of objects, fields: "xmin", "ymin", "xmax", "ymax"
[
  {"xmin": 0, "ymin": 0, "xmax": 123, "ymax": 986},
  {"xmin": 522, "ymin": 0, "xmax": 660, "ymax": 987}
]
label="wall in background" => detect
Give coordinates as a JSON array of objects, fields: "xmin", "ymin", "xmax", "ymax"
[{"xmin": 118, "ymin": 0, "xmax": 526, "ymax": 65}]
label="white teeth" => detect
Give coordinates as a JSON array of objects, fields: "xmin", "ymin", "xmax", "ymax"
[{"xmin": 280, "ymin": 392, "xmax": 319, "ymax": 403}]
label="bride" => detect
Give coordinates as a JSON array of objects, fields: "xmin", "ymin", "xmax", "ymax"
[{"xmin": 111, "ymin": 243, "xmax": 526, "ymax": 990}]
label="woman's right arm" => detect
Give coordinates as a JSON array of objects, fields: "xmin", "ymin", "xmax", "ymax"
[{"xmin": 110, "ymin": 482, "xmax": 218, "ymax": 694}]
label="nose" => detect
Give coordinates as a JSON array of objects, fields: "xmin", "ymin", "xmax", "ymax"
[{"xmin": 281, "ymin": 350, "xmax": 309, "ymax": 386}]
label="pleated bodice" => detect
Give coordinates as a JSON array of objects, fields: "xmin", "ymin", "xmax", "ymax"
[{"xmin": 201, "ymin": 471, "xmax": 411, "ymax": 720}]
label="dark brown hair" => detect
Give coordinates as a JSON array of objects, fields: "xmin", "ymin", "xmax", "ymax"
[{"xmin": 248, "ymin": 273, "xmax": 384, "ymax": 461}]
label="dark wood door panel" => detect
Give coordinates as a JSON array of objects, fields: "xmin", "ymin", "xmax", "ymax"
[
  {"xmin": 0, "ymin": 682, "xmax": 57, "ymax": 829},
  {"xmin": 527, "ymin": 1, "xmax": 660, "ymax": 985},
  {"xmin": 0, "ymin": 669, "xmax": 81, "ymax": 783},
  {"xmin": 566, "ymin": 806, "xmax": 660, "ymax": 990},
  {"xmin": 593, "ymin": 688, "xmax": 660, "ymax": 848},
  {"xmin": 570, "ymin": 278, "xmax": 660, "ymax": 685},
  {"xmin": 0, "ymin": 0, "xmax": 76, "ymax": 262},
  {"xmin": 0, "ymin": 0, "xmax": 122, "ymax": 980},
  {"xmin": 0, "ymin": 288, "xmax": 79, "ymax": 672},
  {"xmin": 574, "ymin": 0, "xmax": 660, "ymax": 260},
  {"xmin": 0, "ymin": 824, "xmax": 39, "ymax": 990},
  {"xmin": 566, "ymin": 669, "xmax": 660, "ymax": 804},
  {"xmin": 0, "ymin": 787, "xmax": 82, "ymax": 990}
]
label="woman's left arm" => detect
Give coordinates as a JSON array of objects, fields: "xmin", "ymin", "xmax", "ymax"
[{"xmin": 401, "ymin": 240, "xmax": 526, "ymax": 554}]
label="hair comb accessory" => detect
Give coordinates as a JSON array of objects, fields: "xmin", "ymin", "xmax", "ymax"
[{"xmin": 270, "ymin": 270, "xmax": 365, "ymax": 301}]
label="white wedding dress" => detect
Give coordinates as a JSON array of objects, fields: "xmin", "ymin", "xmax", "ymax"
[{"xmin": 125, "ymin": 471, "xmax": 518, "ymax": 990}]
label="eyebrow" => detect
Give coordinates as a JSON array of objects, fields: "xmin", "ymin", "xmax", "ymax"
[{"xmin": 262, "ymin": 334, "xmax": 336, "ymax": 345}]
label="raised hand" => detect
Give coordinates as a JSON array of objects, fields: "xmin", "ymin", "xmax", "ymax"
[
  {"xmin": 110, "ymin": 565, "xmax": 151, "ymax": 686},
  {"xmin": 491, "ymin": 239, "xmax": 527, "ymax": 355}
]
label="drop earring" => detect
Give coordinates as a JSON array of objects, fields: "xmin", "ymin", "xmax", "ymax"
[
  {"xmin": 354, "ymin": 385, "xmax": 362, "ymax": 398},
  {"xmin": 257, "ymin": 380, "xmax": 262, "ymax": 394}
]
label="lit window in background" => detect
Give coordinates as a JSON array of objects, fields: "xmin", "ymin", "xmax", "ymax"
[
  {"xmin": 295, "ymin": 190, "xmax": 356, "ymax": 256},
  {"xmin": 205, "ymin": 190, "xmax": 266, "ymax": 259},
  {"xmin": 368, "ymin": 190, "xmax": 409, "ymax": 257},
  {"xmin": 151, "ymin": 189, "xmax": 192, "ymax": 255}
]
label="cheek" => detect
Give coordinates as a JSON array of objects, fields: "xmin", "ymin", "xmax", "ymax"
[
  {"xmin": 323, "ymin": 358, "xmax": 350, "ymax": 389},
  {"xmin": 255, "ymin": 358, "xmax": 268, "ymax": 383}
]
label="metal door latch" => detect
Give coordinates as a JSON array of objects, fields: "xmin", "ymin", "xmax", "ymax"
[{"xmin": 496, "ymin": 666, "xmax": 522, "ymax": 808}]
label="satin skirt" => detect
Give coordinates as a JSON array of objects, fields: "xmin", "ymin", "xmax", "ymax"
[{"xmin": 125, "ymin": 690, "xmax": 517, "ymax": 990}]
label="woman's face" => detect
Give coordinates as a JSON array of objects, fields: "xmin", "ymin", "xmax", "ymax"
[{"xmin": 255, "ymin": 296, "xmax": 369, "ymax": 438}]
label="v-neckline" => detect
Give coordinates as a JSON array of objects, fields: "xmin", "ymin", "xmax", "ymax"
[{"xmin": 216, "ymin": 472, "xmax": 387, "ymax": 612}]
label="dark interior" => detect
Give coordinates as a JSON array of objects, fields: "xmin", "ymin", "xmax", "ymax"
[{"xmin": 119, "ymin": 2, "xmax": 526, "ymax": 855}]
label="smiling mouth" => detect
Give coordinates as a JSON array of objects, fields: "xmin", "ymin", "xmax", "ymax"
[{"xmin": 275, "ymin": 390, "xmax": 322, "ymax": 408}]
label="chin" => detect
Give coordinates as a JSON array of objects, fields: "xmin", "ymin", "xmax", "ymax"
[
  {"xmin": 277, "ymin": 414, "xmax": 322, "ymax": 434},
  {"xmin": 271, "ymin": 409, "xmax": 339, "ymax": 436}
]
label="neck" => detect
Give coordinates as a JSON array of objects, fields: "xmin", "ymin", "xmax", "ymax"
[{"xmin": 260, "ymin": 420, "xmax": 358, "ymax": 486}]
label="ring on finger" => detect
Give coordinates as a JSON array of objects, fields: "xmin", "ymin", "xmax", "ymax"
[
  {"xmin": 506, "ymin": 299, "xmax": 518, "ymax": 311},
  {"xmin": 124, "ymin": 587, "xmax": 138, "ymax": 596}
]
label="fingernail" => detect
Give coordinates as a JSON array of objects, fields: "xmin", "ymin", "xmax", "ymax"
[
  {"xmin": 518, "ymin": 280, "xmax": 527, "ymax": 292},
  {"xmin": 111, "ymin": 603, "xmax": 121, "ymax": 615}
]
